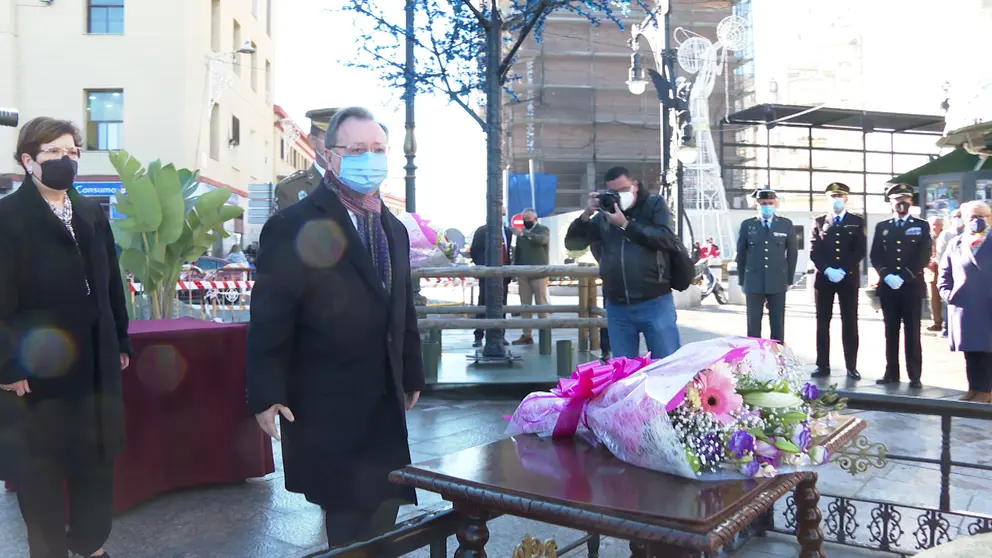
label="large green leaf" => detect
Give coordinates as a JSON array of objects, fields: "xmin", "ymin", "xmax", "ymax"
[
  {"xmin": 110, "ymin": 221, "xmax": 140, "ymax": 250},
  {"xmin": 126, "ymin": 176, "xmax": 163, "ymax": 232},
  {"xmin": 150, "ymin": 163, "xmax": 186, "ymax": 244},
  {"xmin": 192, "ymin": 187, "xmax": 232, "ymax": 223},
  {"xmin": 218, "ymin": 204, "xmax": 244, "ymax": 221},
  {"xmin": 108, "ymin": 150, "xmax": 143, "ymax": 182},
  {"xmin": 120, "ymin": 248, "xmax": 147, "ymax": 281}
]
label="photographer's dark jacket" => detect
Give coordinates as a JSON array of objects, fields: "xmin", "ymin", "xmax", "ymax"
[{"xmin": 565, "ymin": 193, "xmax": 677, "ymax": 304}]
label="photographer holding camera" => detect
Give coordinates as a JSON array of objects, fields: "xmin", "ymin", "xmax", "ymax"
[{"xmin": 565, "ymin": 166, "xmax": 682, "ymax": 359}]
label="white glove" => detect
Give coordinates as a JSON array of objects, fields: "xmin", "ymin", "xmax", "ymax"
[
  {"xmin": 883, "ymin": 274, "xmax": 904, "ymax": 290},
  {"xmin": 825, "ymin": 268, "xmax": 846, "ymax": 283}
]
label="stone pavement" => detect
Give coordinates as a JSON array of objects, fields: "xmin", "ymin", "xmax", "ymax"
[{"xmin": 0, "ymin": 293, "xmax": 987, "ymax": 557}]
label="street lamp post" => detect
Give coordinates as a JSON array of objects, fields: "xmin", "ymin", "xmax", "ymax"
[
  {"xmin": 403, "ymin": 0, "xmax": 417, "ymax": 214},
  {"xmin": 626, "ymin": 0, "xmax": 691, "ymax": 241}
]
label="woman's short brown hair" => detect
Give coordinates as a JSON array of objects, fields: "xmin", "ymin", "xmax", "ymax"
[{"xmin": 13, "ymin": 117, "xmax": 83, "ymax": 170}]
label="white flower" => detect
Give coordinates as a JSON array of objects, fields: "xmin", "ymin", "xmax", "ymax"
[{"xmin": 757, "ymin": 463, "xmax": 778, "ymax": 477}]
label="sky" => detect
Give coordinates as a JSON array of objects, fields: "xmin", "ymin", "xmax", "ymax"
[
  {"xmin": 272, "ymin": 0, "xmax": 487, "ymax": 235},
  {"xmin": 272, "ymin": 0, "xmax": 990, "ymax": 234}
]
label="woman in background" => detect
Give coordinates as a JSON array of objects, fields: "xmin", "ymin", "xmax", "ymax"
[
  {"xmin": 0, "ymin": 117, "xmax": 131, "ymax": 557},
  {"xmin": 938, "ymin": 201, "xmax": 992, "ymax": 403},
  {"xmin": 227, "ymin": 244, "xmax": 249, "ymax": 265}
]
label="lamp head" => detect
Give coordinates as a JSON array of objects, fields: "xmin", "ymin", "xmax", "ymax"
[
  {"xmin": 237, "ymin": 40, "xmax": 256, "ymax": 54},
  {"xmin": 626, "ymin": 52, "xmax": 646, "ymax": 95}
]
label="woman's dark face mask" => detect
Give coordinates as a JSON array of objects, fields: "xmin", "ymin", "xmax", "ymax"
[{"xmin": 37, "ymin": 156, "xmax": 78, "ymax": 191}]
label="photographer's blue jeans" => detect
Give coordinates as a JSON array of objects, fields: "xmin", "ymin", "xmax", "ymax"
[{"xmin": 605, "ymin": 294, "xmax": 681, "ymax": 360}]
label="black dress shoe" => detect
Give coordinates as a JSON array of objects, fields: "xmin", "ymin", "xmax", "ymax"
[
  {"xmin": 876, "ymin": 377, "xmax": 899, "ymax": 385},
  {"xmin": 846, "ymin": 369, "xmax": 862, "ymax": 380},
  {"xmin": 910, "ymin": 381, "xmax": 924, "ymax": 389},
  {"xmin": 811, "ymin": 368, "xmax": 831, "ymax": 378},
  {"xmin": 472, "ymin": 340, "xmax": 483, "ymax": 348}
]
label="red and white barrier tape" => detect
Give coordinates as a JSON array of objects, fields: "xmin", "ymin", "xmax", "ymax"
[{"xmin": 129, "ymin": 281, "xmax": 254, "ymax": 293}]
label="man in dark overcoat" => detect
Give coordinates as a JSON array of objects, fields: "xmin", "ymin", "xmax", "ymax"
[
  {"xmin": 870, "ymin": 183, "xmax": 931, "ymax": 389},
  {"xmin": 246, "ymin": 107, "xmax": 424, "ymax": 548},
  {"xmin": 809, "ymin": 182, "xmax": 867, "ymax": 381}
]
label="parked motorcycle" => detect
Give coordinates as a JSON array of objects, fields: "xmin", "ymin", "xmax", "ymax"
[{"xmin": 694, "ymin": 258, "xmax": 728, "ymax": 304}]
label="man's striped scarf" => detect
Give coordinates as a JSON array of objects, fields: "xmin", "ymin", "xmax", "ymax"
[{"xmin": 324, "ymin": 172, "xmax": 392, "ymax": 294}]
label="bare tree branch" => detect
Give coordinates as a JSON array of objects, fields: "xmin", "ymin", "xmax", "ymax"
[
  {"xmin": 498, "ymin": 0, "xmax": 548, "ymax": 82},
  {"xmin": 453, "ymin": 0, "xmax": 489, "ymax": 28},
  {"xmin": 427, "ymin": 31, "xmax": 487, "ymax": 129}
]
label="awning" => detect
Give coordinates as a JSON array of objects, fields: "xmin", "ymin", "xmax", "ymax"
[{"xmin": 888, "ymin": 148, "xmax": 992, "ymax": 186}]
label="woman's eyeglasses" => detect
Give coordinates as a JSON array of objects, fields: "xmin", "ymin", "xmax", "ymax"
[{"xmin": 38, "ymin": 146, "xmax": 83, "ymax": 160}]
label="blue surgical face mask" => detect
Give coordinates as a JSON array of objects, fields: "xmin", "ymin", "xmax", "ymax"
[
  {"xmin": 334, "ymin": 152, "xmax": 388, "ymax": 195},
  {"xmin": 970, "ymin": 217, "xmax": 988, "ymax": 234},
  {"xmin": 759, "ymin": 205, "xmax": 775, "ymax": 219},
  {"xmin": 954, "ymin": 217, "xmax": 965, "ymax": 230},
  {"xmin": 831, "ymin": 198, "xmax": 845, "ymax": 212}
]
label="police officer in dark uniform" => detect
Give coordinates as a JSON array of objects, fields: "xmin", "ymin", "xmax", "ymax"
[
  {"xmin": 810, "ymin": 182, "xmax": 867, "ymax": 381},
  {"xmin": 736, "ymin": 188, "xmax": 798, "ymax": 343},
  {"xmin": 870, "ymin": 183, "xmax": 931, "ymax": 389},
  {"xmin": 273, "ymin": 108, "xmax": 338, "ymax": 210}
]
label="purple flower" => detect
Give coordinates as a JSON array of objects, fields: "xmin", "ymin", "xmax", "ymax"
[
  {"xmin": 791, "ymin": 422, "xmax": 812, "ymax": 452},
  {"xmin": 728, "ymin": 430, "xmax": 755, "ymax": 458},
  {"xmin": 696, "ymin": 433, "xmax": 723, "ymax": 464},
  {"xmin": 802, "ymin": 382, "xmax": 819, "ymax": 401},
  {"xmin": 739, "ymin": 459, "xmax": 760, "ymax": 477},
  {"xmin": 755, "ymin": 440, "xmax": 781, "ymax": 465}
]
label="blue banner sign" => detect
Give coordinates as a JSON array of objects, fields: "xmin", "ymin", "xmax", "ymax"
[{"xmin": 74, "ymin": 181, "xmax": 122, "ymax": 197}]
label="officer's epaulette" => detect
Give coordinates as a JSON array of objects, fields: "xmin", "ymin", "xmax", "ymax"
[{"xmin": 276, "ymin": 169, "xmax": 306, "ymax": 186}]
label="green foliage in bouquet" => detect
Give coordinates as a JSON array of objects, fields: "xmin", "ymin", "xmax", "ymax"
[{"xmin": 108, "ymin": 150, "xmax": 243, "ymax": 319}]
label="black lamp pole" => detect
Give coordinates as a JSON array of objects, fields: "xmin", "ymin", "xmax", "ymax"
[{"xmin": 403, "ymin": 0, "xmax": 417, "ymax": 213}]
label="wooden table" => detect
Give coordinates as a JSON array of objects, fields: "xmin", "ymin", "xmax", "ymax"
[{"xmin": 391, "ymin": 416, "xmax": 865, "ymax": 558}]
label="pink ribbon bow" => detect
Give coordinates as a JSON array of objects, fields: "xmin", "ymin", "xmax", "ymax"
[{"xmin": 550, "ymin": 355, "xmax": 654, "ymax": 437}]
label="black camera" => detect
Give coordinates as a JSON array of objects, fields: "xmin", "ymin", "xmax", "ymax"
[
  {"xmin": 597, "ymin": 190, "xmax": 621, "ymax": 212},
  {"xmin": 0, "ymin": 109, "xmax": 18, "ymax": 128}
]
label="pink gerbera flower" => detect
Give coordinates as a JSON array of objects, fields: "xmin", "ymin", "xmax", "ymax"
[{"xmin": 696, "ymin": 369, "xmax": 743, "ymax": 425}]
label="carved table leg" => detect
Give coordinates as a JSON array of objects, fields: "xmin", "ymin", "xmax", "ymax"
[
  {"xmin": 630, "ymin": 540, "xmax": 701, "ymax": 558},
  {"xmin": 795, "ymin": 473, "xmax": 826, "ymax": 558},
  {"xmin": 454, "ymin": 505, "xmax": 490, "ymax": 558}
]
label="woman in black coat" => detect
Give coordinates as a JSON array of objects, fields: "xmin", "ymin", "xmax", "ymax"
[{"xmin": 0, "ymin": 117, "xmax": 131, "ymax": 558}]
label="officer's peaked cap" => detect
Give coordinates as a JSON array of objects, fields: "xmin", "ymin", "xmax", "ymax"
[
  {"xmin": 751, "ymin": 188, "xmax": 777, "ymax": 200},
  {"xmin": 885, "ymin": 183, "xmax": 914, "ymax": 199},
  {"xmin": 825, "ymin": 182, "xmax": 850, "ymax": 194}
]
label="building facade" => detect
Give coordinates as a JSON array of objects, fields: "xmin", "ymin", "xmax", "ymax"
[
  {"xmin": 273, "ymin": 105, "xmax": 314, "ymax": 182},
  {"xmin": 502, "ymin": 0, "xmax": 755, "ymax": 215},
  {"xmin": 0, "ymin": 0, "xmax": 276, "ymax": 247}
]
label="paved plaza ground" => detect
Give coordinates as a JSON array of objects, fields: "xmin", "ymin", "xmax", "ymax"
[{"xmin": 1, "ymin": 292, "xmax": 987, "ymax": 557}]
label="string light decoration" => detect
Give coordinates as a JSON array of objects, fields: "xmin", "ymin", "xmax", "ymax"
[{"xmin": 672, "ymin": 14, "xmax": 749, "ymax": 259}]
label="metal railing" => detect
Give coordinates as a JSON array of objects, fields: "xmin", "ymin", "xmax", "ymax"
[
  {"xmin": 770, "ymin": 391, "xmax": 992, "ymax": 556},
  {"xmin": 413, "ymin": 265, "xmax": 606, "ymax": 353}
]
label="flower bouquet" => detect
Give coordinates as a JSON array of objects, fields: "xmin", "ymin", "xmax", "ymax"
[
  {"xmin": 505, "ymin": 337, "xmax": 846, "ymax": 479},
  {"xmin": 398, "ymin": 212, "xmax": 457, "ymax": 268}
]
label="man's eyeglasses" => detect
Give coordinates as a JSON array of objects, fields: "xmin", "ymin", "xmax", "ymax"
[
  {"xmin": 38, "ymin": 146, "xmax": 83, "ymax": 160},
  {"xmin": 330, "ymin": 144, "xmax": 389, "ymax": 156}
]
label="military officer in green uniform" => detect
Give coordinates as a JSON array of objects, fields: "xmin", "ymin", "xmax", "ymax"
[
  {"xmin": 735, "ymin": 188, "xmax": 798, "ymax": 343},
  {"xmin": 273, "ymin": 108, "xmax": 338, "ymax": 211},
  {"xmin": 810, "ymin": 182, "xmax": 867, "ymax": 381},
  {"xmin": 870, "ymin": 183, "xmax": 931, "ymax": 389}
]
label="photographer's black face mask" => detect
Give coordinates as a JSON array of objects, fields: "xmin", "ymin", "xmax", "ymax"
[
  {"xmin": 894, "ymin": 201, "xmax": 910, "ymax": 216},
  {"xmin": 36, "ymin": 156, "xmax": 78, "ymax": 191}
]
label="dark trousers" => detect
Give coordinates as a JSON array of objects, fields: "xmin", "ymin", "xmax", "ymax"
[
  {"xmin": 745, "ymin": 292, "xmax": 786, "ymax": 343},
  {"xmin": 880, "ymin": 293, "xmax": 923, "ymax": 382},
  {"xmin": 324, "ymin": 499, "xmax": 401, "ymax": 549},
  {"xmin": 600, "ymin": 328, "xmax": 611, "ymax": 357},
  {"xmin": 964, "ymin": 352, "xmax": 992, "ymax": 393},
  {"xmin": 474, "ymin": 278, "xmax": 510, "ymax": 342},
  {"xmin": 16, "ymin": 448, "xmax": 114, "ymax": 558},
  {"xmin": 814, "ymin": 282, "xmax": 860, "ymax": 371}
]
